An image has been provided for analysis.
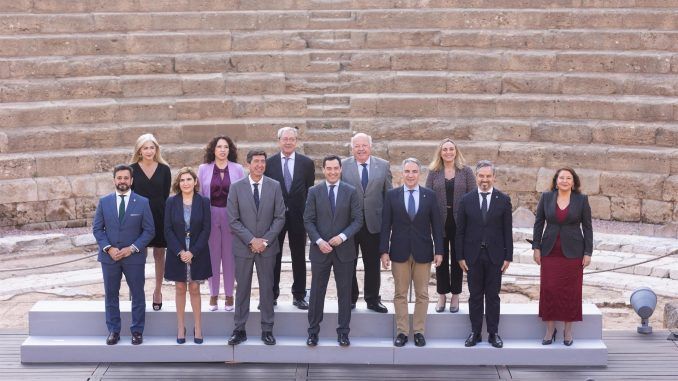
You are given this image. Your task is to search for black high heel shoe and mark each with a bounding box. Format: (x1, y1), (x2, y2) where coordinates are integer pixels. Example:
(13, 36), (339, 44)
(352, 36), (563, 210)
(542, 328), (557, 345)
(435, 298), (446, 313)
(194, 328), (203, 344)
(177, 327), (186, 344)
(564, 337), (574, 346)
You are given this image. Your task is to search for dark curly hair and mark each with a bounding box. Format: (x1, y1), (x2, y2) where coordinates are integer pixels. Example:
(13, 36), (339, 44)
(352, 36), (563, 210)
(550, 167), (581, 194)
(203, 135), (238, 164)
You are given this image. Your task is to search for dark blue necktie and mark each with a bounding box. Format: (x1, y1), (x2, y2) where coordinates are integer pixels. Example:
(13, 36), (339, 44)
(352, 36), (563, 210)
(407, 189), (416, 221)
(360, 163), (368, 191)
(481, 192), (489, 224)
(118, 195), (126, 223)
(253, 183), (260, 210)
(329, 184), (336, 216)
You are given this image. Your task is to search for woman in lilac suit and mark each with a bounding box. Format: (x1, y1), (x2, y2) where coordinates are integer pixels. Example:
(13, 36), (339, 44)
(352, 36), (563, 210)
(198, 136), (245, 311)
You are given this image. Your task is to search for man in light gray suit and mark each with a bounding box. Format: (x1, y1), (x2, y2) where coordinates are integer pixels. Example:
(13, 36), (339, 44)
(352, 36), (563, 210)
(341, 133), (393, 313)
(227, 150), (286, 346)
(304, 155), (363, 347)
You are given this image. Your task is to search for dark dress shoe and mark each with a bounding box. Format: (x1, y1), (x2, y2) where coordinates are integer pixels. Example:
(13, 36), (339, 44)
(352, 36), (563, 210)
(193, 328), (203, 344)
(131, 332), (143, 345)
(228, 330), (247, 345)
(307, 333), (319, 347)
(489, 333), (503, 348)
(293, 298), (309, 310)
(414, 333), (426, 347)
(261, 331), (276, 345)
(394, 333), (408, 347)
(465, 332), (481, 347)
(177, 327), (186, 344)
(351, 303), (356, 310)
(366, 300), (388, 313)
(337, 333), (350, 347)
(106, 332), (120, 345)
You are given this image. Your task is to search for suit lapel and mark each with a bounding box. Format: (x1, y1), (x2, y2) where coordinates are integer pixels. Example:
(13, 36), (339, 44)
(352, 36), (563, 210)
(107, 194), (120, 227)
(547, 191), (557, 221)
(365, 158), (377, 194)
(334, 182), (348, 222)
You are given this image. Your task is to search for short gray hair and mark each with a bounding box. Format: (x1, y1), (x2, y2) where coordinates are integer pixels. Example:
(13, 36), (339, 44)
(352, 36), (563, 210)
(351, 132), (372, 146)
(277, 126), (298, 139)
(402, 157), (421, 169)
(475, 160), (495, 175)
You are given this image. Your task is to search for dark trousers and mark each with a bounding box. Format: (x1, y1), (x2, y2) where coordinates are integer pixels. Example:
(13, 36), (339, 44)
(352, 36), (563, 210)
(351, 225), (381, 304)
(233, 254), (275, 332)
(273, 215), (307, 300)
(308, 253), (353, 335)
(101, 261), (146, 334)
(467, 249), (502, 334)
(435, 215), (463, 295)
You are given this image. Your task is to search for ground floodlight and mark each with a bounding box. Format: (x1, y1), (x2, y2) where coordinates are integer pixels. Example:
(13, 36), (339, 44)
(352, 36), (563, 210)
(630, 287), (656, 334)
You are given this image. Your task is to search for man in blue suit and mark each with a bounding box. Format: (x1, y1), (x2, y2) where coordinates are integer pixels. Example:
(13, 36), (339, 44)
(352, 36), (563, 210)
(456, 160), (513, 349)
(380, 158), (443, 347)
(93, 164), (155, 345)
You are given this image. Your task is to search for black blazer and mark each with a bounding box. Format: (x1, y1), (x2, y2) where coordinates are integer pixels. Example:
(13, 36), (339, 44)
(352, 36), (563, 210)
(379, 186), (444, 263)
(455, 189), (513, 265)
(163, 193), (212, 282)
(532, 191), (593, 258)
(264, 152), (315, 223)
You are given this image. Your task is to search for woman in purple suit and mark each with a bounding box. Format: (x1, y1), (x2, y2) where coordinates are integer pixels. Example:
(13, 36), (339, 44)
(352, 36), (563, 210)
(198, 136), (245, 311)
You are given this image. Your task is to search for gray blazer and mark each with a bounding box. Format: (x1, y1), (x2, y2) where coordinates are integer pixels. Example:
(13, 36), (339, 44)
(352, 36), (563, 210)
(304, 181), (364, 264)
(341, 155), (393, 234)
(532, 191), (593, 259)
(425, 165), (475, 234)
(227, 176), (287, 259)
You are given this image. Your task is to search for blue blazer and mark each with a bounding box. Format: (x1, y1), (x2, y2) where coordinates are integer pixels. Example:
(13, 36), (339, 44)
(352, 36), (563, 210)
(164, 193), (212, 281)
(379, 186), (444, 263)
(455, 189), (513, 266)
(92, 192), (155, 265)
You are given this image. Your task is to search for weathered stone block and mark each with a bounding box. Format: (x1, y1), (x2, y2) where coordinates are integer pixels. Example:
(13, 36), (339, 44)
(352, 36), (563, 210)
(468, 121), (530, 142)
(45, 198), (76, 222)
(264, 96), (307, 117)
(181, 74), (226, 95)
(664, 302), (678, 329)
(589, 195), (611, 220)
(495, 165), (538, 192)
(347, 52), (391, 70)
(502, 73), (561, 94)
(391, 52), (448, 70)
(377, 96), (438, 117)
(69, 175), (98, 197)
(35, 176), (72, 201)
(641, 199), (674, 224)
(117, 99), (176, 122)
(561, 75), (620, 95)
(176, 98), (234, 119)
(600, 171), (665, 199)
(610, 197), (641, 221)
(120, 75), (182, 97)
(438, 97), (495, 117)
(512, 206), (535, 229)
(0, 178), (38, 204)
(225, 73), (285, 95)
(15, 201), (45, 226)
(74, 197), (98, 220)
(0, 155), (37, 180)
(503, 51), (556, 71)
(448, 73), (501, 94)
(448, 51), (502, 71)
(591, 123), (657, 146)
(663, 176), (678, 202)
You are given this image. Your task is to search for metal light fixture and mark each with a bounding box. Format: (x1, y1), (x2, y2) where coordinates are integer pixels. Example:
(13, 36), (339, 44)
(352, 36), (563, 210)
(630, 287), (657, 334)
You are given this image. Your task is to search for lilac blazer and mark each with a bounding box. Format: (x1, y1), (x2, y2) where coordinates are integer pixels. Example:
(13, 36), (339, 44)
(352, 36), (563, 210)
(197, 161), (246, 204)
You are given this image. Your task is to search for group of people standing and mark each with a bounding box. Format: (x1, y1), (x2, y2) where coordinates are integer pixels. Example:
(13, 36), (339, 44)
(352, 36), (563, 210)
(92, 128), (593, 350)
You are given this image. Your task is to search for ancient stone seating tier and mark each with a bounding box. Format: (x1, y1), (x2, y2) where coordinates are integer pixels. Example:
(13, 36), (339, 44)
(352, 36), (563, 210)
(0, 0), (677, 232)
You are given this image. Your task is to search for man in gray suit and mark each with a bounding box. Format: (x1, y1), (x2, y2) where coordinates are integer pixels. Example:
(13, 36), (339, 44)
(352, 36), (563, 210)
(341, 133), (393, 313)
(304, 155), (363, 347)
(227, 150), (286, 346)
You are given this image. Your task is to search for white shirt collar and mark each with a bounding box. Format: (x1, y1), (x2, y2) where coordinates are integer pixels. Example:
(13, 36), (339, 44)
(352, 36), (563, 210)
(404, 185), (420, 192)
(281, 151), (296, 160)
(326, 180), (341, 188)
(478, 187), (494, 195)
(115, 189), (131, 198)
(249, 175), (263, 185)
(356, 156), (371, 167)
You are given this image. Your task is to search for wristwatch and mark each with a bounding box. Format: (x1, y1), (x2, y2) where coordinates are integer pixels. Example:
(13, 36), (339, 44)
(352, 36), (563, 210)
(263, 241), (269, 248)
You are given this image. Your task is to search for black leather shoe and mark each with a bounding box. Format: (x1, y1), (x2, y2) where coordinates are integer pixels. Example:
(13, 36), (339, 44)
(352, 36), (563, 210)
(394, 333), (408, 347)
(489, 333), (503, 348)
(106, 332), (120, 345)
(337, 333), (350, 347)
(351, 303), (356, 310)
(465, 332), (481, 347)
(307, 333), (318, 346)
(366, 300), (388, 313)
(261, 331), (276, 345)
(131, 332), (143, 345)
(228, 330), (247, 345)
(293, 298), (309, 310)
(414, 333), (426, 347)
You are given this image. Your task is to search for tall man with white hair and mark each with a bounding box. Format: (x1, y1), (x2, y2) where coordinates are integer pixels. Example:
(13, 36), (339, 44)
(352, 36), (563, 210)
(341, 133), (393, 313)
(380, 158), (443, 347)
(265, 127), (316, 309)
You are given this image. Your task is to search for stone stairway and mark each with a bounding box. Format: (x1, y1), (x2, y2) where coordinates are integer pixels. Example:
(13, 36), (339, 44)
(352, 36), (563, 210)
(0, 1), (676, 231)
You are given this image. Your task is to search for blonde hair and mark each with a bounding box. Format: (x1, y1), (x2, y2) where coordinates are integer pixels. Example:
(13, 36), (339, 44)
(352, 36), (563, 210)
(428, 138), (466, 171)
(171, 167), (200, 194)
(131, 133), (169, 165)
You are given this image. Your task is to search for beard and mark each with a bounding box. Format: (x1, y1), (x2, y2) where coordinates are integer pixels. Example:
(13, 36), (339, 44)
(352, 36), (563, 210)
(116, 183), (130, 192)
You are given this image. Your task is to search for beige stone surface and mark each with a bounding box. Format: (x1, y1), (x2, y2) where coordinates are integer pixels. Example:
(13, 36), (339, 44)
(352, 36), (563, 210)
(611, 197), (642, 222)
(642, 200), (675, 224)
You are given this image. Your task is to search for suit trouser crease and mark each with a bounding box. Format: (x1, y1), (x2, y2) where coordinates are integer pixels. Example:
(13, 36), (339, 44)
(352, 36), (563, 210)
(308, 253), (353, 335)
(467, 250), (502, 334)
(274, 216), (307, 300)
(351, 225), (381, 303)
(233, 254), (275, 332)
(102, 262), (146, 334)
(391, 256), (430, 335)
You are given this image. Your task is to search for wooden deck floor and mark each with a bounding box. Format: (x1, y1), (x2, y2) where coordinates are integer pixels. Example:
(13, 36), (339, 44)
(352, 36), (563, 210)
(3, 330), (677, 380)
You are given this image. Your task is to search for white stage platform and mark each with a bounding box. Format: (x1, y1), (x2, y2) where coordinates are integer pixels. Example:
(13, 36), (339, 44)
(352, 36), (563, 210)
(21, 301), (607, 365)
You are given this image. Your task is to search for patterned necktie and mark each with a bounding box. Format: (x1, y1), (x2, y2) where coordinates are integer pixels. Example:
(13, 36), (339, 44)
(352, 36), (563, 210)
(253, 183), (260, 210)
(283, 156), (292, 192)
(329, 184), (336, 216)
(407, 189), (416, 221)
(118, 194), (126, 223)
(481, 192), (489, 224)
(360, 163), (368, 191)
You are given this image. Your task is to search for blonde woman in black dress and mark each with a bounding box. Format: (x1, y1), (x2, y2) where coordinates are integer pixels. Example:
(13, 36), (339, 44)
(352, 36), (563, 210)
(130, 134), (172, 311)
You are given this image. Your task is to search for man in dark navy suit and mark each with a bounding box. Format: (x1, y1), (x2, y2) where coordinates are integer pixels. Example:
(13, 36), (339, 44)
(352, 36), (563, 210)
(456, 160), (513, 348)
(380, 158), (443, 347)
(93, 164), (155, 345)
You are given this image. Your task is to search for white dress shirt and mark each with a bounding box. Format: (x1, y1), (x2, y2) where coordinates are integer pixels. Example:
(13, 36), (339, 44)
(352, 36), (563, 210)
(403, 185), (420, 214)
(316, 180), (347, 245)
(280, 151), (295, 181)
(477, 187), (494, 210)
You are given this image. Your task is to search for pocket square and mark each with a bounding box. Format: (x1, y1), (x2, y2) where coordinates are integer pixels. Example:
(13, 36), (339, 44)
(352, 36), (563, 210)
(130, 213), (141, 217)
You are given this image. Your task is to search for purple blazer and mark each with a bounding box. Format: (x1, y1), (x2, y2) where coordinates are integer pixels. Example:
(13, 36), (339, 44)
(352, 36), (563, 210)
(197, 161), (245, 203)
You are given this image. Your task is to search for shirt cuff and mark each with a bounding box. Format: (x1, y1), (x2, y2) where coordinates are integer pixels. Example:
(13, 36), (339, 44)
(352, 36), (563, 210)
(103, 245), (111, 253)
(130, 244), (139, 253)
(315, 238), (324, 245)
(339, 233), (347, 242)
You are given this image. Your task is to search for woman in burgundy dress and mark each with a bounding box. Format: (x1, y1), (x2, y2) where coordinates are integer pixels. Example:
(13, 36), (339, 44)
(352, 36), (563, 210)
(532, 167), (593, 346)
